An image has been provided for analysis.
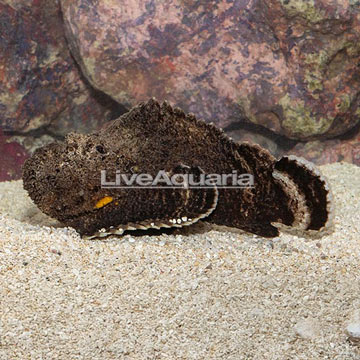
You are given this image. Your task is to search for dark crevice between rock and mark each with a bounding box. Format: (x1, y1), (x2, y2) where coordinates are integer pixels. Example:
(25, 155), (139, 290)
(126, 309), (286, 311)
(2, 0), (129, 156)
(3, 126), (65, 141)
(223, 120), (299, 157)
(66, 49), (129, 125)
(58, 3), (128, 121)
(67, 46), (129, 122)
(60, 3), (129, 127)
(335, 117), (360, 141)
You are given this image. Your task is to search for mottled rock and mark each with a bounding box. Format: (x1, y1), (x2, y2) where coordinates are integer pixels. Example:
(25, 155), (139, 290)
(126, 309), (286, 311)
(0, 129), (29, 181)
(9, 134), (57, 155)
(290, 130), (360, 166)
(61, 0), (360, 140)
(0, 0), (124, 136)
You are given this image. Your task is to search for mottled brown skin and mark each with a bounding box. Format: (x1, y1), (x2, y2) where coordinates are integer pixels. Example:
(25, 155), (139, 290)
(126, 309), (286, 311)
(22, 99), (331, 238)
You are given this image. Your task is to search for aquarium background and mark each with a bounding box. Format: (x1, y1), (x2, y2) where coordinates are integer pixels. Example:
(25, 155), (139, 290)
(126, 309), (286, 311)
(1, 0), (360, 182)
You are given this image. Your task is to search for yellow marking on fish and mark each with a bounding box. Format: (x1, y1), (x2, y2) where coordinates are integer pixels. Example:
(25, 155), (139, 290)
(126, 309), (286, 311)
(94, 196), (113, 209)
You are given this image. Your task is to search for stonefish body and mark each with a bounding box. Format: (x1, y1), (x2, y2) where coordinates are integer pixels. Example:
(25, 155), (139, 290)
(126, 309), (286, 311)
(23, 99), (333, 239)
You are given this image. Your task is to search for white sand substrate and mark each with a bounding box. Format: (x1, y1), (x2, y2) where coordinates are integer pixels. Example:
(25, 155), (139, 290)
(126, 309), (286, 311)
(0, 162), (360, 359)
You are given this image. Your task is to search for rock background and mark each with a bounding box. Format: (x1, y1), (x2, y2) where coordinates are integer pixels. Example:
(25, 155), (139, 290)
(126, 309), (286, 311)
(61, 0), (360, 140)
(1, 0), (360, 180)
(0, 0), (126, 135)
(0, 129), (28, 181)
(289, 125), (360, 166)
(0, 0), (126, 180)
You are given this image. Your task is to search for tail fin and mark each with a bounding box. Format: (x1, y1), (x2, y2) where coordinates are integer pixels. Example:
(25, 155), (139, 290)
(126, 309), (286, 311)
(272, 155), (334, 234)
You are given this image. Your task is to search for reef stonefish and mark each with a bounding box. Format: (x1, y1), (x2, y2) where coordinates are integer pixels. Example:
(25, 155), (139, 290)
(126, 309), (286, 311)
(22, 99), (333, 239)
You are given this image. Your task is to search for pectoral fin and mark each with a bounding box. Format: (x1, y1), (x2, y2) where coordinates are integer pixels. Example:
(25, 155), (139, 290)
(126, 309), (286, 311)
(83, 164), (218, 239)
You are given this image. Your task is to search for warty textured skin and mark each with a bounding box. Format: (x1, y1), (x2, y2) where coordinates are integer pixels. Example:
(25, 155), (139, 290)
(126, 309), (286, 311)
(22, 99), (333, 238)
